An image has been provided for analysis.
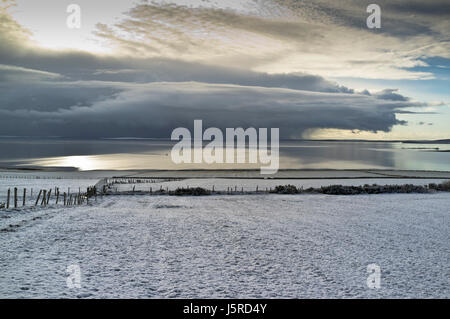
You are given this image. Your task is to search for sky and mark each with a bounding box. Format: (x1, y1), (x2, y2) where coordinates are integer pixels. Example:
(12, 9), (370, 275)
(0, 0), (449, 139)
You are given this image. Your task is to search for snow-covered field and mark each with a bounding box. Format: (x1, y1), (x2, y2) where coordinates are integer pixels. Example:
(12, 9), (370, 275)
(0, 192), (449, 298)
(112, 178), (450, 193)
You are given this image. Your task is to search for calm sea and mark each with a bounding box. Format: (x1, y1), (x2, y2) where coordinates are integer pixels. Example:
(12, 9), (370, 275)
(0, 137), (448, 171)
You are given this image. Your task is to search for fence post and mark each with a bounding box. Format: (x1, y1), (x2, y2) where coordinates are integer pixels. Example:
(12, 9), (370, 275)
(14, 187), (18, 208)
(56, 189), (59, 205)
(41, 190), (47, 206)
(46, 189), (52, 205)
(23, 188), (26, 206)
(35, 190), (42, 206)
(7, 189), (10, 209)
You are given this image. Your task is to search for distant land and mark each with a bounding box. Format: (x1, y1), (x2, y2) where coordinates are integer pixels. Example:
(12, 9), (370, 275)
(401, 139), (450, 144)
(291, 139), (450, 144)
(0, 136), (449, 144)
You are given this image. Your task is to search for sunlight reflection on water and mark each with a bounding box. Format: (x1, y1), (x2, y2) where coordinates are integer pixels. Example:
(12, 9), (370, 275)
(0, 138), (448, 171)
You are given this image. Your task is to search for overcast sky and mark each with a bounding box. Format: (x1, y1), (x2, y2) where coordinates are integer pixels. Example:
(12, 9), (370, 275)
(0, 0), (449, 139)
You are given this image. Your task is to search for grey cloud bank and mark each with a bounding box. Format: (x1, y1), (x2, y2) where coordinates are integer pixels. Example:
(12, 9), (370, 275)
(0, 78), (413, 138)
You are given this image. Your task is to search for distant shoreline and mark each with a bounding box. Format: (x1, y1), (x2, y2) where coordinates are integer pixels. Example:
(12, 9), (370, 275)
(1, 168), (450, 180)
(0, 136), (449, 144)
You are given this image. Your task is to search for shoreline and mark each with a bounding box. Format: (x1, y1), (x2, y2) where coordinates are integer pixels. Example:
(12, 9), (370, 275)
(1, 168), (450, 180)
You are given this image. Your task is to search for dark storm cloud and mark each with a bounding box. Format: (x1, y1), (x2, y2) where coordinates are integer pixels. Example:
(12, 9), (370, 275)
(0, 55), (419, 138)
(0, 80), (417, 138)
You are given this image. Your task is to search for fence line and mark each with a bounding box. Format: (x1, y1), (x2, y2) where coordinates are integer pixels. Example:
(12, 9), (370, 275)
(0, 185), (98, 211)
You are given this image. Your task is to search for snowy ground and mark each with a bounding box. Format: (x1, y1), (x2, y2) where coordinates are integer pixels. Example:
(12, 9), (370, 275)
(112, 178), (450, 193)
(0, 192), (448, 298)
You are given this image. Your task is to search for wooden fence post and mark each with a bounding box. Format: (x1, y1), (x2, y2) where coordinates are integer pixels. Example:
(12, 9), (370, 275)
(14, 187), (18, 208)
(46, 189), (52, 205)
(7, 189), (10, 209)
(64, 193), (67, 206)
(35, 190), (42, 206)
(23, 188), (26, 206)
(56, 189), (59, 205)
(41, 190), (47, 206)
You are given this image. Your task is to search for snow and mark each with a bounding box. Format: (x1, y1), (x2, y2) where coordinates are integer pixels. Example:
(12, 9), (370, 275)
(1, 192), (449, 298)
(112, 178), (450, 193)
